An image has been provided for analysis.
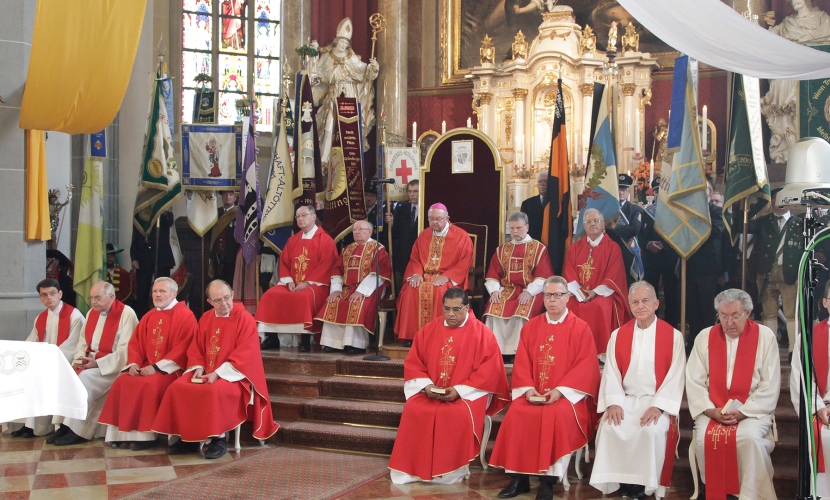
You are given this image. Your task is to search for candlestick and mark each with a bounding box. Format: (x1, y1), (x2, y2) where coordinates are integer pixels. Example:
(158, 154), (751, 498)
(412, 122), (417, 142)
(441, 121), (446, 134)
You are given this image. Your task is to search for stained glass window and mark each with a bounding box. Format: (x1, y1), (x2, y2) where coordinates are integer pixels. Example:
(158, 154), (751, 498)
(181, 0), (281, 132)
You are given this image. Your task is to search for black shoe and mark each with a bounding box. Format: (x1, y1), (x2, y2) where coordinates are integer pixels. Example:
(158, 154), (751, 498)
(627, 484), (647, 499)
(10, 426), (35, 438)
(46, 424), (70, 444)
(401, 340), (412, 347)
(53, 429), (88, 446)
(204, 437), (227, 459)
(344, 346), (366, 355)
(501, 354), (515, 364)
(322, 346), (341, 353)
(260, 334), (280, 350)
(536, 479), (555, 500)
(299, 334), (312, 352)
(166, 439), (201, 455)
(498, 476), (530, 498)
(129, 440), (157, 451)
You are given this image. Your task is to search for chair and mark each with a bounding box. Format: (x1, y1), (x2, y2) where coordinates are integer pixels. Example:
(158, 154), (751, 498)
(454, 222), (489, 314)
(199, 425), (265, 453)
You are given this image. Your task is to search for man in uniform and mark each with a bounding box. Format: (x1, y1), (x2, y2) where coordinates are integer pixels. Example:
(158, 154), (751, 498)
(520, 172), (548, 241)
(615, 173), (645, 285)
(99, 278), (198, 450)
(256, 205), (339, 351)
(317, 220), (392, 354)
(130, 210), (174, 318)
(209, 190), (240, 285)
(386, 179), (420, 294)
(106, 243), (134, 304)
(50, 281), (139, 445)
(642, 178), (680, 329)
(483, 211), (553, 363)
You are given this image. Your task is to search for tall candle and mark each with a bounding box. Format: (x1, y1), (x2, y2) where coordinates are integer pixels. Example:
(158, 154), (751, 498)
(701, 105), (708, 152)
(441, 121), (446, 134)
(412, 122), (417, 142)
(467, 117), (472, 128)
(649, 159), (654, 184)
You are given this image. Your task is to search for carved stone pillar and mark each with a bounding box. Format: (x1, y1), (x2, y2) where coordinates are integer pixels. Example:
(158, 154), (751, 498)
(281, 0), (311, 78)
(579, 83), (594, 168)
(377, 0), (408, 140)
(512, 88), (529, 175)
(620, 82), (638, 174)
(477, 92), (494, 136)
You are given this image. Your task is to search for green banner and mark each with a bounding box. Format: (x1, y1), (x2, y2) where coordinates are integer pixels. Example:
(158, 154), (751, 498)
(800, 45), (830, 141)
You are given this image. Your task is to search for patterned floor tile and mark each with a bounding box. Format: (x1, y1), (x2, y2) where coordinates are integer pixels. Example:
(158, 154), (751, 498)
(31, 471), (107, 490)
(105, 482), (164, 499)
(38, 448), (105, 462)
(0, 476), (34, 494)
(35, 458), (106, 475)
(0, 464), (38, 478)
(27, 485), (108, 500)
(0, 441), (42, 453)
(0, 454), (40, 466)
(0, 492), (32, 500)
(105, 466), (177, 485)
(104, 454), (171, 471)
(171, 463), (219, 477)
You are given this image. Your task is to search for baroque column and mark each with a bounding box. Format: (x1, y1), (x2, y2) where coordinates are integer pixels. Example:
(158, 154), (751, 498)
(281, 0), (311, 77)
(620, 82), (638, 174)
(377, 0), (407, 140)
(579, 83), (594, 168)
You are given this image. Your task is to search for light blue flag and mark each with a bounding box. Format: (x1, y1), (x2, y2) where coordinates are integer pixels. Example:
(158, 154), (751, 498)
(655, 55), (711, 259)
(577, 83), (620, 235)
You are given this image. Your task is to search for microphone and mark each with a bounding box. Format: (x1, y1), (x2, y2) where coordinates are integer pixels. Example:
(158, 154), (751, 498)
(368, 178), (396, 184)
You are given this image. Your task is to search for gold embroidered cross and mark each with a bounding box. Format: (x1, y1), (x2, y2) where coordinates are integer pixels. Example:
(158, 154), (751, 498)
(207, 328), (221, 371)
(707, 424), (732, 450)
(294, 247), (310, 283)
(578, 249), (595, 284)
(438, 336), (456, 386)
(150, 319), (164, 359)
(537, 336), (556, 392)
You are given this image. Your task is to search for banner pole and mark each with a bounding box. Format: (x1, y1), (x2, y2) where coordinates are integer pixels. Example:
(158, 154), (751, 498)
(681, 258), (687, 339)
(741, 197), (749, 291)
(201, 235), (206, 316)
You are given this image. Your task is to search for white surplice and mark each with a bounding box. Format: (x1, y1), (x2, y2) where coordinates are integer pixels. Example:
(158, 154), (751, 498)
(60, 304), (138, 439)
(686, 324), (780, 500)
(590, 318), (686, 499)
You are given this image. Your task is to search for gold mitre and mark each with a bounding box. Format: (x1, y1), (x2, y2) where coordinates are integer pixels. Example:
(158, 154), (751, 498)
(336, 18), (353, 40)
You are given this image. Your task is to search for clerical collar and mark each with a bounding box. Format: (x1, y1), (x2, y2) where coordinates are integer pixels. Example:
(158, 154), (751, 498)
(157, 299), (178, 311)
(433, 222), (450, 237)
(302, 224), (319, 240)
(546, 309), (569, 324)
(587, 233), (604, 247)
(444, 312), (469, 328)
(48, 301), (64, 315)
(215, 309), (231, 318)
(636, 316), (657, 331)
(513, 234), (532, 244)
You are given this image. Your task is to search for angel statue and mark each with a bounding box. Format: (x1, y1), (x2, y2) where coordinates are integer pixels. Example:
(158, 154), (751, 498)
(621, 22), (639, 52)
(48, 187), (72, 249)
(581, 25), (597, 54)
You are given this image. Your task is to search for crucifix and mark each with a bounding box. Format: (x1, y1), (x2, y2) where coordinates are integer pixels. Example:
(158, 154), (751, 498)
(151, 319), (164, 359)
(207, 329), (221, 370)
(438, 336), (456, 386)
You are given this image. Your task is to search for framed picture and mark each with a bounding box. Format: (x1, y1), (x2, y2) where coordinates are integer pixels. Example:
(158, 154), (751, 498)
(452, 140), (474, 173)
(181, 124), (243, 190)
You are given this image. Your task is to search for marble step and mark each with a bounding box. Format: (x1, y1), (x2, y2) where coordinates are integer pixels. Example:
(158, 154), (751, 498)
(300, 398), (404, 428)
(261, 352), (338, 377)
(277, 420), (398, 455)
(318, 375), (406, 403)
(265, 373), (322, 398)
(336, 358), (405, 379)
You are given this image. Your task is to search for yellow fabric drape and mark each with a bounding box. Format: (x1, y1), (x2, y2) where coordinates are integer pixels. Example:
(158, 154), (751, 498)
(19, 0), (148, 134)
(25, 130), (50, 241)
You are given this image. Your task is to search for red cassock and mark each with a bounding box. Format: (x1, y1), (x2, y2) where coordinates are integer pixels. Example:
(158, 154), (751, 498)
(388, 313), (509, 480)
(484, 240), (553, 320)
(152, 303), (279, 441)
(255, 228), (339, 333)
(99, 302), (197, 433)
(394, 225), (473, 340)
(489, 312), (600, 474)
(562, 235), (630, 354)
(315, 240), (392, 334)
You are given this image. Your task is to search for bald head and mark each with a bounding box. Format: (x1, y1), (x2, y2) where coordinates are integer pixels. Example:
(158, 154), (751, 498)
(352, 220), (373, 244)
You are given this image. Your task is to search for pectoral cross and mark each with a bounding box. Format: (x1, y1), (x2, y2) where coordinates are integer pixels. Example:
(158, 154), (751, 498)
(537, 336), (556, 392)
(207, 328), (221, 371)
(707, 424), (733, 450)
(438, 336), (456, 387)
(151, 319), (164, 359)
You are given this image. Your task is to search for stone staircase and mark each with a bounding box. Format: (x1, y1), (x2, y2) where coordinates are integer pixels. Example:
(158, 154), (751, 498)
(254, 346), (801, 497)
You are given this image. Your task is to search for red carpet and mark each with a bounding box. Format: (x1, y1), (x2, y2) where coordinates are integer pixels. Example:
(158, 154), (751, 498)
(118, 446), (389, 499)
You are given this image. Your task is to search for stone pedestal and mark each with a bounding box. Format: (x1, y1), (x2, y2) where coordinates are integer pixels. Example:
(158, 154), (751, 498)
(377, 0), (407, 140)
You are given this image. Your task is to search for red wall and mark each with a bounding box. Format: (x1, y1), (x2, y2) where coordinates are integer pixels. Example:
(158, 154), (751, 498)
(310, 0), (378, 60)
(408, 87), (477, 137)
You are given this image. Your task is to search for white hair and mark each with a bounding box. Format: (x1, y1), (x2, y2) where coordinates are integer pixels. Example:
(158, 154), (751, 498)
(154, 277), (179, 294)
(714, 288), (753, 313)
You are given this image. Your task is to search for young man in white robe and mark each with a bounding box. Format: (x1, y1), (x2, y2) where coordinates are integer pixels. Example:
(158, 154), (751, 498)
(50, 280), (138, 446)
(5, 278), (85, 438)
(686, 288), (780, 499)
(590, 281), (685, 499)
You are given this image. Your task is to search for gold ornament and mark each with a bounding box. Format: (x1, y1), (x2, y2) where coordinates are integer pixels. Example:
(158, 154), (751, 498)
(621, 22), (639, 53)
(581, 25), (597, 55)
(512, 31), (529, 61)
(480, 34), (495, 65)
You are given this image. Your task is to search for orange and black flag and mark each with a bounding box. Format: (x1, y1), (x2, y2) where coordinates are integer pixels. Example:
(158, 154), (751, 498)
(540, 79), (572, 274)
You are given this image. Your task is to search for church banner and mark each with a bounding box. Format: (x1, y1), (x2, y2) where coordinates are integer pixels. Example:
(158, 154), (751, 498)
(260, 105), (295, 254)
(385, 147), (420, 201)
(294, 73), (323, 209)
(800, 45), (830, 142)
(234, 115), (262, 265)
(181, 124), (243, 190)
(322, 97), (367, 242)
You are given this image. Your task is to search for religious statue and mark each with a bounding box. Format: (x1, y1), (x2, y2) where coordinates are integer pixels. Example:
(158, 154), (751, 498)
(511, 30), (529, 60)
(621, 22), (639, 52)
(309, 18), (380, 164)
(607, 21), (618, 52)
(480, 34), (496, 65)
(762, 0), (830, 163)
(653, 118), (668, 163)
(581, 25), (597, 54)
(48, 187), (72, 250)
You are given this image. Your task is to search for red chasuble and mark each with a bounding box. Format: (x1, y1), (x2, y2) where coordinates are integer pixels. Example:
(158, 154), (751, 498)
(394, 224), (473, 340)
(388, 313), (509, 480)
(153, 303), (279, 441)
(562, 235), (630, 354)
(484, 240), (553, 321)
(315, 240), (392, 334)
(84, 299), (126, 359)
(99, 302), (198, 434)
(255, 227), (339, 333)
(614, 318), (680, 486)
(814, 319), (829, 472)
(704, 320), (760, 500)
(489, 312), (600, 474)
(34, 303), (75, 346)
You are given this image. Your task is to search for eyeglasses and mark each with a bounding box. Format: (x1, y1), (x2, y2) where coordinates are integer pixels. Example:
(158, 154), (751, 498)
(428, 216), (447, 222)
(39, 290), (60, 298)
(295, 213), (312, 219)
(718, 311), (748, 323)
(442, 306), (466, 313)
(88, 294), (108, 303)
(209, 295), (233, 304)
(543, 292), (569, 300)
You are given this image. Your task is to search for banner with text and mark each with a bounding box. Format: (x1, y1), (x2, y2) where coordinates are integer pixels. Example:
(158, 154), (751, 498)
(385, 147), (420, 201)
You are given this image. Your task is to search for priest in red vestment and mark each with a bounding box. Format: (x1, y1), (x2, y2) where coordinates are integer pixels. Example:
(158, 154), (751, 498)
(394, 203), (473, 345)
(563, 208), (629, 357)
(99, 278), (198, 450)
(489, 276), (600, 500)
(255, 205), (339, 351)
(388, 288), (509, 484)
(153, 280), (279, 459)
(316, 220), (392, 354)
(483, 211), (553, 362)
(686, 289), (779, 500)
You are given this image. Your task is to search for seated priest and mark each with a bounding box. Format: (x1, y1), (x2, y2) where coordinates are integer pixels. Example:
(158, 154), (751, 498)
(791, 280), (830, 497)
(98, 278), (198, 450)
(153, 280), (279, 459)
(6, 278), (85, 438)
(255, 205), (339, 352)
(686, 288), (780, 500)
(589, 281), (686, 499)
(489, 276), (600, 500)
(388, 288), (508, 484)
(50, 281), (139, 446)
(394, 203), (473, 347)
(563, 208), (629, 358)
(483, 211), (553, 363)
(316, 220), (392, 354)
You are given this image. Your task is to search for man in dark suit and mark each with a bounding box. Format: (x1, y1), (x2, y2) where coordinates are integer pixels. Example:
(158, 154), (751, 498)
(210, 191), (239, 285)
(615, 174), (645, 285)
(520, 172), (547, 241)
(749, 188), (803, 356)
(386, 179), (420, 294)
(130, 210), (174, 319)
(642, 178), (680, 329)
